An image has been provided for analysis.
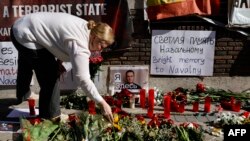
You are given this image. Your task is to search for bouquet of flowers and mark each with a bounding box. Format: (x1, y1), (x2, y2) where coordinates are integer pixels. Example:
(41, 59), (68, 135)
(19, 111), (205, 141)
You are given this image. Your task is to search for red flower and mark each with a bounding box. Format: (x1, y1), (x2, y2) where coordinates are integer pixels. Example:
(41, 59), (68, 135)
(136, 115), (145, 121)
(105, 127), (113, 133)
(167, 119), (174, 125)
(196, 82), (206, 93)
(114, 99), (123, 108)
(104, 96), (115, 106)
(220, 99), (233, 110)
(113, 88), (132, 100)
(148, 114), (160, 128)
(28, 117), (41, 125)
(112, 107), (121, 113)
(89, 55), (103, 80)
(89, 56), (103, 64)
(243, 111), (250, 118)
(215, 105), (223, 113)
(118, 110), (129, 119)
(68, 113), (77, 122)
(160, 118), (174, 128)
(180, 122), (200, 129)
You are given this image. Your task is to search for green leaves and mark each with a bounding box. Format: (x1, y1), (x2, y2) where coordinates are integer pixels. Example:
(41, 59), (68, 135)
(175, 126), (190, 141)
(21, 119), (58, 141)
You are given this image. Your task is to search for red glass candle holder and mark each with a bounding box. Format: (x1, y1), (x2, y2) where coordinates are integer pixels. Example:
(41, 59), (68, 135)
(88, 100), (96, 115)
(233, 101), (241, 112)
(230, 97), (235, 105)
(179, 102), (185, 113)
(204, 96), (211, 113)
(140, 89), (146, 108)
(28, 98), (36, 116)
(192, 101), (199, 112)
(164, 95), (171, 119)
(147, 89), (154, 118)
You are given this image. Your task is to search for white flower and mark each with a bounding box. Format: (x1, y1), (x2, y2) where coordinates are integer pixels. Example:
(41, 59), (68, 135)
(214, 118), (221, 124)
(156, 100), (161, 105)
(238, 116), (245, 121)
(241, 115), (247, 119)
(186, 123), (194, 129)
(231, 113), (236, 119)
(107, 123), (112, 127)
(220, 112), (226, 118)
(226, 112), (232, 118)
(60, 114), (69, 123)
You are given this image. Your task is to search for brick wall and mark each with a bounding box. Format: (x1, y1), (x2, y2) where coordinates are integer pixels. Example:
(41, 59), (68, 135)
(104, 0), (250, 77)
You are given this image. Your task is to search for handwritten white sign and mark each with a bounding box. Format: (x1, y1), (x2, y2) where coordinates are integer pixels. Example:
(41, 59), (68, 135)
(150, 30), (216, 76)
(0, 42), (18, 85)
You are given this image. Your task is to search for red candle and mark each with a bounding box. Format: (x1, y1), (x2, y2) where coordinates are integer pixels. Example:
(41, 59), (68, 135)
(88, 100), (96, 115)
(233, 101), (241, 112)
(230, 96), (235, 110)
(147, 89), (154, 118)
(192, 101), (199, 112)
(28, 98), (36, 116)
(230, 96), (235, 105)
(140, 89), (146, 108)
(204, 96), (211, 113)
(179, 102), (185, 113)
(164, 95), (171, 119)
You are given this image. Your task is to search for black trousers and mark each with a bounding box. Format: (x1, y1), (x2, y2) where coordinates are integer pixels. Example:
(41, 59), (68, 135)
(10, 28), (61, 119)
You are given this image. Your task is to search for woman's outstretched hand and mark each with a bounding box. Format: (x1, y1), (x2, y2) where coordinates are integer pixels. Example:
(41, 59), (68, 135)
(99, 100), (114, 123)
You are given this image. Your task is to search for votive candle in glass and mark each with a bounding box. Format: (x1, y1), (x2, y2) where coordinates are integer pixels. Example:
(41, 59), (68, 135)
(179, 102), (185, 113)
(204, 96), (211, 113)
(192, 101), (199, 112)
(147, 89), (154, 118)
(28, 98), (36, 116)
(233, 101), (241, 112)
(164, 95), (171, 119)
(230, 96), (235, 111)
(140, 89), (146, 108)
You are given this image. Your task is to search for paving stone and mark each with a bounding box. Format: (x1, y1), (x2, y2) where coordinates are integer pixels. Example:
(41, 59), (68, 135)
(206, 114), (217, 122)
(174, 115), (187, 122)
(195, 115), (209, 123)
(185, 115), (198, 122)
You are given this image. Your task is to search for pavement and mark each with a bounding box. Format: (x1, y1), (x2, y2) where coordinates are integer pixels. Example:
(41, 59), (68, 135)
(1, 92), (244, 141)
(0, 92), (80, 141)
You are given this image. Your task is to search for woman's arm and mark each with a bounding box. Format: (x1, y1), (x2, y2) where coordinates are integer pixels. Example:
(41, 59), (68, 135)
(67, 40), (113, 122)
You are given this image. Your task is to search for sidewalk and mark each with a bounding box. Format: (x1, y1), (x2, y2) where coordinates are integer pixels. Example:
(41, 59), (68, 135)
(0, 93), (234, 141)
(0, 93), (81, 140)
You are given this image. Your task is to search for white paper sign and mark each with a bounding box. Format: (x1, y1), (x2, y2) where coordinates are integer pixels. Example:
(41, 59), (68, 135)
(150, 30), (216, 76)
(0, 42), (18, 85)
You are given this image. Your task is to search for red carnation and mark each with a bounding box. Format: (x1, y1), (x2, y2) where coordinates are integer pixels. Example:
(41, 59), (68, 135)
(196, 82), (206, 93)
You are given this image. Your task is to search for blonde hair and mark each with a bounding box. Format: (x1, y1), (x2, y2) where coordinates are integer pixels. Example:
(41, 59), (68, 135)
(87, 20), (115, 45)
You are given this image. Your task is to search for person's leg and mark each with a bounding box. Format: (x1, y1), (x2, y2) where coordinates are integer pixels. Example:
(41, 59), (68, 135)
(33, 49), (61, 119)
(16, 53), (33, 102)
(10, 28), (33, 103)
